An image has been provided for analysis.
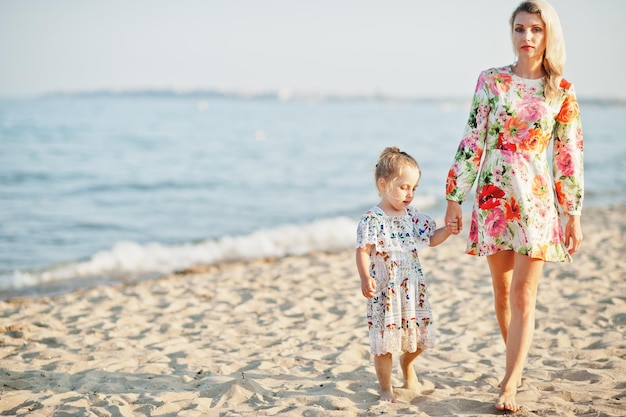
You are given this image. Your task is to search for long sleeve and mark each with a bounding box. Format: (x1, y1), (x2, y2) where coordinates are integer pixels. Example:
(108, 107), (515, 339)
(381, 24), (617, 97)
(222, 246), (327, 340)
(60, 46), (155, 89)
(445, 70), (492, 204)
(552, 80), (584, 215)
(444, 65), (582, 262)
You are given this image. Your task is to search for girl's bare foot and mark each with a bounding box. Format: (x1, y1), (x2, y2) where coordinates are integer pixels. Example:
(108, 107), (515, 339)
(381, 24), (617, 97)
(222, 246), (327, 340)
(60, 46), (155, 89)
(401, 375), (419, 391)
(399, 351), (422, 391)
(495, 391), (520, 413)
(400, 355), (418, 391)
(380, 390), (397, 403)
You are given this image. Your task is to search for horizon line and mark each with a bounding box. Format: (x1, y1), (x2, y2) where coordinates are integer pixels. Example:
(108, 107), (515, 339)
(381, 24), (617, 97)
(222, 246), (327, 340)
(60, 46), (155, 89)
(1, 88), (625, 106)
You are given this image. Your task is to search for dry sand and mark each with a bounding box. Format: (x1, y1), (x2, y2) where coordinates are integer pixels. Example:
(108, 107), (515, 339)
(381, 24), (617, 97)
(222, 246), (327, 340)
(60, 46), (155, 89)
(1, 204), (624, 416)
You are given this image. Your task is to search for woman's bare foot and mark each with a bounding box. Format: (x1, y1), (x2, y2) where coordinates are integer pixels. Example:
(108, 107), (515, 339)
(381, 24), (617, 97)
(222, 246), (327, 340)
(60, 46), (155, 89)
(498, 378), (523, 388)
(495, 390), (520, 413)
(379, 389), (397, 403)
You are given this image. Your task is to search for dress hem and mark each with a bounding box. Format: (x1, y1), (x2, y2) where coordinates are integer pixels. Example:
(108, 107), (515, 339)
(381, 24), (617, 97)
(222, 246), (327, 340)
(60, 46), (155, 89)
(465, 247), (572, 263)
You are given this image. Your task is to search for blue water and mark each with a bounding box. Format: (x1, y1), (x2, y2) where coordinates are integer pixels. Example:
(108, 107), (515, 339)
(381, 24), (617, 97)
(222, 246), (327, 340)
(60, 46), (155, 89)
(1, 95), (624, 298)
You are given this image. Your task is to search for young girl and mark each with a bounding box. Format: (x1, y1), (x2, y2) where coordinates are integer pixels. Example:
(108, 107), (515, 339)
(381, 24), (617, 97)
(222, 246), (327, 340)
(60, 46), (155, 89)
(356, 147), (455, 403)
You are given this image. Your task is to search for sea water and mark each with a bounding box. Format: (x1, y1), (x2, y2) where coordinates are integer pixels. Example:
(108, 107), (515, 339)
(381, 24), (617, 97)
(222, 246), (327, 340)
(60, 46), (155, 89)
(1, 95), (624, 298)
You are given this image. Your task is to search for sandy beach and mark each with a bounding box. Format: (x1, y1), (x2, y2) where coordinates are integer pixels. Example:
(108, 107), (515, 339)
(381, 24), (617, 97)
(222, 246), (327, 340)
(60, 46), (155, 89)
(1, 204), (624, 417)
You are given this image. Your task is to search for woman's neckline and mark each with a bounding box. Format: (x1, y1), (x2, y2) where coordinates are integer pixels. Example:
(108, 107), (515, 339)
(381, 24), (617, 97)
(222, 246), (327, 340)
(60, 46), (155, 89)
(509, 64), (545, 81)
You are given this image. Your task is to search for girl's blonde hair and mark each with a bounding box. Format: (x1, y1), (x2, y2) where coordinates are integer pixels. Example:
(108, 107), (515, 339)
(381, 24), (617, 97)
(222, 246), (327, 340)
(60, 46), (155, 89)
(510, 0), (566, 101)
(374, 147), (420, 193)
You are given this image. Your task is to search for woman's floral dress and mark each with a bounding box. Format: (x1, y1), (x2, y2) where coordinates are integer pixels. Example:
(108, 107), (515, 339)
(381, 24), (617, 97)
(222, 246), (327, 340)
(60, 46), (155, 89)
(446, 65), (584, 262)
(356, 205), (436, 355)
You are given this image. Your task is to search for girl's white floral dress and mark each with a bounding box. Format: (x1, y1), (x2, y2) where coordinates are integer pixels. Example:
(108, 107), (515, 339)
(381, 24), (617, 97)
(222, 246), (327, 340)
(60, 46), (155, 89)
(356, 205), (436, 356)
(446, 65), (584, 262)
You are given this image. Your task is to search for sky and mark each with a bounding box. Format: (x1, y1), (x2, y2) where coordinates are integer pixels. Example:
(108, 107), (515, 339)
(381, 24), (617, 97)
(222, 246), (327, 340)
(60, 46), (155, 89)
(1, 0), (624, 100)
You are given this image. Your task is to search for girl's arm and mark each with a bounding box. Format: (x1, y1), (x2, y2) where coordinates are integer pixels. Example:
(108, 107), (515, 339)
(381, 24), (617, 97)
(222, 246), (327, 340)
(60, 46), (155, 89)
(356, 245), (376, 298)
(429, 225), (454, 247)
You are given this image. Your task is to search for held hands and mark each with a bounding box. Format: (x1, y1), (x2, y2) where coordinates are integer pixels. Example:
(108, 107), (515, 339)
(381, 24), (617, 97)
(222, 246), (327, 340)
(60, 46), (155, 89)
(445, 200), (463, 235)
(565, 215), (583, 255)
(445, 218), (459, 235)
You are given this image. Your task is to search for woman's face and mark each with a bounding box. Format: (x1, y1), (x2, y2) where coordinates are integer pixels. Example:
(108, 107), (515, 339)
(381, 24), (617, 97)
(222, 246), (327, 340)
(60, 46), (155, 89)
(512, 11), (546, 60)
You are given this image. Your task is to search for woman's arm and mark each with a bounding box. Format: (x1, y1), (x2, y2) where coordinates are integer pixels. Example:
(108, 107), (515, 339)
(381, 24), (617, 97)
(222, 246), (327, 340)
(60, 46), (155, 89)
(564, 215), (583, 255)
(445, 70), (492, 206)
(553, 81), (584, 216)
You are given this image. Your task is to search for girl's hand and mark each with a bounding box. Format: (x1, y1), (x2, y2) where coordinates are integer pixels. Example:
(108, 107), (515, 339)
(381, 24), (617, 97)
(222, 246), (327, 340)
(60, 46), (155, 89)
(565, 215), (583, 255)
(361, 277), (376, 299)
(445, 200), (463, 235)
(356, 247), (375, 298)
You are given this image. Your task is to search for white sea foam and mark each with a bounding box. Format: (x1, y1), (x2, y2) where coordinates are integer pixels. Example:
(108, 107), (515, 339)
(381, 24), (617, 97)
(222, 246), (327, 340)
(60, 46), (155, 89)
(1, 197), (445, 294)
(1, 217), (359, 291)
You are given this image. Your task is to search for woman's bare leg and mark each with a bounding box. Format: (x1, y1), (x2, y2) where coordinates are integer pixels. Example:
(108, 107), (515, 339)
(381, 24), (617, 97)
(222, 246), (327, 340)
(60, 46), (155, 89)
(489, 251), (544, 412)
(374, 353), (396, 402)
(487, 251), (514, 344)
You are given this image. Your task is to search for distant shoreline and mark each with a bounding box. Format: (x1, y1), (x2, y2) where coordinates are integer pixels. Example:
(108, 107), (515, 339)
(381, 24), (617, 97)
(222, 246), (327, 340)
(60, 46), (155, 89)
(1, 89), (625, 107)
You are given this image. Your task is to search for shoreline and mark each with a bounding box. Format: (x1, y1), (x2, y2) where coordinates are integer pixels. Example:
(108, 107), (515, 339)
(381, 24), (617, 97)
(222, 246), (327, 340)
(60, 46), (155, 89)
(3, 200), (623, 303)
(0, 204), (624, 416)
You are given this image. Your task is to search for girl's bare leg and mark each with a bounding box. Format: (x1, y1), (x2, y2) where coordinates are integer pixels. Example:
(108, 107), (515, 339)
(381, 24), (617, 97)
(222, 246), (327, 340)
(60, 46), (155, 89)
(374, 353), (396, 402)
(488, 251), (543, 412)
(400, 349), (422, 390)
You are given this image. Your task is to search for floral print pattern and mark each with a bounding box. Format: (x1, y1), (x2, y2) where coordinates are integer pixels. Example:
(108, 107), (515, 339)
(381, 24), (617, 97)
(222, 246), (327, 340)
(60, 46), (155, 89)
(446, 66), (584, 262)
(356, 205), (436, 355)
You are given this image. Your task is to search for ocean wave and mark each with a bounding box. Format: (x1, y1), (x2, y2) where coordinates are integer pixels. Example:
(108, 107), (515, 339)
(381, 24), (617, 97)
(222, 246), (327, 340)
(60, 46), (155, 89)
(0, 216), (359, 292)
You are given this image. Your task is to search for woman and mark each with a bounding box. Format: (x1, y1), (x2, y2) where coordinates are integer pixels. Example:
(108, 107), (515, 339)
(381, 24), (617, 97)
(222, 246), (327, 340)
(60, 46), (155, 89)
(444, 0), (584, 412)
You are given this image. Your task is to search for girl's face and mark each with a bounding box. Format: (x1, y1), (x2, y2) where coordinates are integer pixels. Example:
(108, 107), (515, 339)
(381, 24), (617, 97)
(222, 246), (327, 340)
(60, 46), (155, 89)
(512, 11), (546, 61)
(378, 166), (420, 214)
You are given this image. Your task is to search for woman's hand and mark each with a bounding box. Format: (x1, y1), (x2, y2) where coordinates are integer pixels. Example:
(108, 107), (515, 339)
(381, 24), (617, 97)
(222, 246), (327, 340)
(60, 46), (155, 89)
(445, 200), (463, 235)
(565, 215), (583, 255)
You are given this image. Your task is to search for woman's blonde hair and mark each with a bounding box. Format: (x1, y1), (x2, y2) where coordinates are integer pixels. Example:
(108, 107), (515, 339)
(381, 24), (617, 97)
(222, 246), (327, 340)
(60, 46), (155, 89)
(510, 0), (566, 101)
(374, 147), (420, 193)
